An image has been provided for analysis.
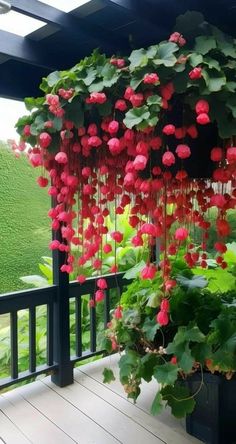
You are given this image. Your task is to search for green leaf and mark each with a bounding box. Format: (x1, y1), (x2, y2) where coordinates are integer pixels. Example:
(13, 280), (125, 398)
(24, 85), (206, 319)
(103, 368), (115, 384)
(161, 384), (195, 418)
(20, 275), (48, 288)
(192, 343), (211, 364)
(154, 42), (178, 67)
(141, 353), (159, 382)
(154, 363), (179, 386)
(195, 36), (217, 55)
(52, 117), (63, 131)
(123, 106), (150, 129)
(175, 11), (205, 38)
(176, 274), (208, 289)
(129, 48), (148, 69)
(24, 97), (45, 111)
(151, 392), (163, 415)
(88, 81), (104, 92)
(178, 345), (194, 373)
(123, 308), (141, 325)
(64, 98), (84, 127)
(189, 53), (203, 67)
(83, 67), (97, 86)
(47, 71), (61, 87)
(193, 267), (236, 293)
(203, 57), (221, 71)
(147, 95), (162, 106)
(142, 318), (159, 341)
(123, 260), (146, 279)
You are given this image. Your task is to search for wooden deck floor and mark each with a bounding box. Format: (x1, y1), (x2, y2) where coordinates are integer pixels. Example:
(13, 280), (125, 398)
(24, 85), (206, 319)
(0, 354), (201, 444)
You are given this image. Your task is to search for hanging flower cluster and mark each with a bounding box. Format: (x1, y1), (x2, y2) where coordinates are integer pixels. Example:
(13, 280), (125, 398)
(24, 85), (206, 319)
(14, 16), (236, 321)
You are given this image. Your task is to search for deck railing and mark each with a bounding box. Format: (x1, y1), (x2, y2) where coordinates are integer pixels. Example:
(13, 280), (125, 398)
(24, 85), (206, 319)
(0, 270), (126, 390)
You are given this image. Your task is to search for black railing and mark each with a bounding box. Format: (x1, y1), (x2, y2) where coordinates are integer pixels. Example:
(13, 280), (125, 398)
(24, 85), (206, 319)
(0, 272), (126, 390)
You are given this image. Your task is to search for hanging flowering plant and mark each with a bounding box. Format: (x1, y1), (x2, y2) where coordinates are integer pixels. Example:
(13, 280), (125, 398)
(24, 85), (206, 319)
(14, 11), (236, 305)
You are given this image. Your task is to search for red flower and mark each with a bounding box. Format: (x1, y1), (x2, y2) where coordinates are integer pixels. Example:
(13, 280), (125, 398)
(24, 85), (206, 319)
(170, 356), (178, 365)
(160, 298), (170, 311)
(196, 113), (210, 125)
(211, 147), (223, 162)
(87, 92), (107, 104)
(97, 278), (107, 289)
(140, 264), (157, 279)
(163, 124), (175, 135)
(114, 306), (123, 319)
(175, 227), (189, 241)
(107, 138), (121, 155)
(156, 310), (169, 326)
(210, 194), (226, 208)
(160, 82), (174, 100)
(131, 235), (143, 247)
(108, 120), (119, 134)
(77, 275), (86, 284)
(162, 151), (175, 167)
(143, 73), (159, 84)
(55, 152), (68, 164)
(130, 93), (144, 107)
(227, 147), (236, 163)
(195, 99), (209, 115)
(176, 144), (191, 159)
(103, 244), (112, 254)
(187, 125), (198, 139)
(133, 155), (148, 171)
(216, 219), (231, 237)
(88, 136), (102, 147)
(140, 222), (160, 237)
(95, 290), (105, 302)
(150, 137), (162, 150)
(37, 176), (48, 187)
(169, 32), (186, 46)
(189, 67), (202, 80)
(111, 231), (123, 243)
(124, 86), (134, 100)
(164, 280), (176, 293)
(116, 58), (125, 68)
(39, 132), (52, 149)
(214, 242), (227, 254)
(115, 99), (127, 111)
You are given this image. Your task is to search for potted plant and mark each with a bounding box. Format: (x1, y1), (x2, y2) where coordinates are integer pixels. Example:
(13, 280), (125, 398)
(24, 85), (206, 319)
(102, 252), (236, 444)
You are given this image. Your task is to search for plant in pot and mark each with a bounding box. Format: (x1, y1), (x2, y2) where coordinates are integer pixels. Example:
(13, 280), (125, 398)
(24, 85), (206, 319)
(102, 253), (236, 444)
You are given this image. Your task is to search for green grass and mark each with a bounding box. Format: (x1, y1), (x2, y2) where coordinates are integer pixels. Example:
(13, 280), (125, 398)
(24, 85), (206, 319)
(0, 142), (50, 294)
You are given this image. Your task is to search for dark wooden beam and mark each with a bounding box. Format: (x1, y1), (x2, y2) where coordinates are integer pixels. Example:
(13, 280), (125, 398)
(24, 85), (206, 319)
(0, 29), (60, 69)
(10, 0), (128, 50)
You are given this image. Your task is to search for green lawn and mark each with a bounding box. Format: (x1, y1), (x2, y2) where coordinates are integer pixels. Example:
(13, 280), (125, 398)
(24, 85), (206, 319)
(0, 142), (50, 294)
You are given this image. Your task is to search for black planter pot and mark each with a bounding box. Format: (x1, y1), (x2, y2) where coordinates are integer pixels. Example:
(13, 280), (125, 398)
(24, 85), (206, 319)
(183, 372), (236, 444)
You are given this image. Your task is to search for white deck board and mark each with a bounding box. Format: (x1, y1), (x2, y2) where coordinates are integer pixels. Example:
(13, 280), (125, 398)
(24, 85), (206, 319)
(0, 355), (202, 444)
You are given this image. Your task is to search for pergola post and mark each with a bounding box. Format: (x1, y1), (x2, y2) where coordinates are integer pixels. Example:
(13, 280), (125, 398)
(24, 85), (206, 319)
(51, 231), (73, 387)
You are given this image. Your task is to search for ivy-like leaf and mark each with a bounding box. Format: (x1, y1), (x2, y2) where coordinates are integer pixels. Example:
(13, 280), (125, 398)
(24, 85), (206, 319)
(142, 318), (160, 341)
(123, 260), (146, 279)
(103, 368), (115, 384)
(176, 274), (208, 289)
(202, 70), (226, 92)
(141, 353), (159, 382)
(24, 97), (45, 111)
(129, 48), (148, 70)
(147, 95), (162, 106)
(194, 36), (217, 55)
(188, 53), (203, 67)
(154, 363), (179, 386)
(123, 106), (150, 129)
(151, 392), (163, 415)
(161, 384), (195, 418)
(154, 42), (178, 67)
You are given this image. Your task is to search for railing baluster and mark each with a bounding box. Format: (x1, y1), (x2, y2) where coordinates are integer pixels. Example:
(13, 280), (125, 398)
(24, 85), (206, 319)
(104, 289), (110, 328)
(47, 303), (54, 366)
(75, 297), (82, 357)
(90, 294), (96, 353)
(29, 307), (36, 373)
(10, 311), (18, 379)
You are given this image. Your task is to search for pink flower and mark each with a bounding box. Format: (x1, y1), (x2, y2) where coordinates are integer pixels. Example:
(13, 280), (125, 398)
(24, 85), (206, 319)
(97, 278), (107, 290)
(77, 275), (86, 284)
(88, 136), (102, 147)
(95, 290), (105, 302)
(108, 120), (119, 134)
(196, 113), (210, 125)
(23, 125), (31, 137)
(115, 100), (127, 111)
(46, 94), (59, 106)
(131, 235), (143, 247)
(227, 147), (236, 163)
(107, 138), (121, 155)
(133, 155), (148, 171)
(29, 153), (42, 168)
(130, 93), (144, 107)
(163, 124), (175, 135)
(160, 82), (174, 100)
(160, 298), (170, 311)
(156, 310), (169, 326)
(116, 58), (125, 68)
(143, 73), (159, 84)
(136, 141), (148, 155)
(114, 306), (123, 319)
(49, 240), (60, 250)
(164, 280), (176, 293)
(140, 223), (160, 237)
(87, 92), (107, 104)
(176, 144), (191, 159)
(187, 125), (198, 139)
(210, 194), (226, 208)
(214, 242), (227, 254)
(124, 172), (136, 186)
(175, 127), (186, 139)
(211, 147), (223, 162)
(169, 32), (186, 46)
(195, 100), (209, 115)
(103, 244), (112, 254)
(150, 137), (162, 150)
(37, 176), (48, 187)
(162, 151), (175, 167)
(39, 132), (52, 149)
(140, 264), (157, 279)
(175, 227), (189, 241)
(124, 87), (134, 100)
(55, 152), (68, 164)
(111, 231), (123, 243)
(189, 67), (202, 80)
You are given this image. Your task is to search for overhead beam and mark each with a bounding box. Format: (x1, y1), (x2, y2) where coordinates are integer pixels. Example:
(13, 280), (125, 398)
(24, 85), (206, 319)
(10, 0), (128, 50)
(0, 29), (69, 70)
